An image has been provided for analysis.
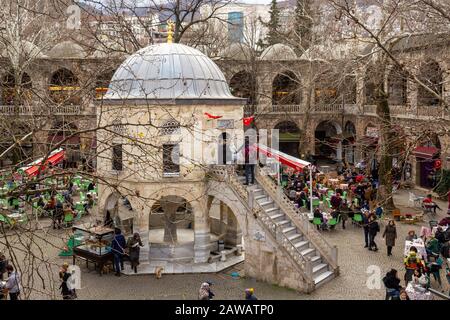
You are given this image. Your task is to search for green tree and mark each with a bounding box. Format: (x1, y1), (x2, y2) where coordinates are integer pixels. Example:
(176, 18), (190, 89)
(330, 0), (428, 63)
(293, 0), (312, 51)
(262, 0), (281, 47)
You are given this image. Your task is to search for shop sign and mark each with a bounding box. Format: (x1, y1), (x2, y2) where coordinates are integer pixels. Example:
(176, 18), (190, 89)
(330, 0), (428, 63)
(217, 119), (234, 129)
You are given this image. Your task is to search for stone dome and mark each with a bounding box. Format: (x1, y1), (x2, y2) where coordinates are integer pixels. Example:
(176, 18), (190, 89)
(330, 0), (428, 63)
(219, 43), (254, 60)
(105, 43), (236, 100)
(48, 41), (86, 59)
(260, 43), (297, 60)
(1, 41), (47, 59)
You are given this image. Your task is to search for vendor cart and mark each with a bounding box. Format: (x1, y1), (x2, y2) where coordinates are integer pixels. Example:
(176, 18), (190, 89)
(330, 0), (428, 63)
(72, 224), (114, 275)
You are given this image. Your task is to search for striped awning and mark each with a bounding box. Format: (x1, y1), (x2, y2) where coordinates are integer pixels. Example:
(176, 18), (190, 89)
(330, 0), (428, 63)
(19, 148), (65, 177)
(255, 144), (311, 172)
(412, 146), (439, 159)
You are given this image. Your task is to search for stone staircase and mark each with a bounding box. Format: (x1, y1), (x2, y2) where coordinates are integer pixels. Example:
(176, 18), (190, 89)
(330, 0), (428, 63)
(209, 165), (339, 292)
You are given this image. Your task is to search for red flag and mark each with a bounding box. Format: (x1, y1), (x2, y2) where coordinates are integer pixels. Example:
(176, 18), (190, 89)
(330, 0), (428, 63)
(204, 112), (222, 119)
(243, 116), (255, 126)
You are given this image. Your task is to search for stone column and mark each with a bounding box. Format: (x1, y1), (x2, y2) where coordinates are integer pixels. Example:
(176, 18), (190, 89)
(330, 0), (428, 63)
(225, 207), (242, 246)
(194, 196), (212, 263)
(160, 197), (179, 243)
(134, 211), (150, 264)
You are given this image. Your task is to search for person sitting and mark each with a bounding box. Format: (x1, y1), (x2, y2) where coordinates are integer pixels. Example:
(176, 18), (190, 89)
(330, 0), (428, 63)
(422, 194), (442, 214)
(84, 194), (94, 215)
(330, 193), (342, 210)
(313, 208), (325, 230)
(405, 230), (418, 241)
(383, 269), (402, 300)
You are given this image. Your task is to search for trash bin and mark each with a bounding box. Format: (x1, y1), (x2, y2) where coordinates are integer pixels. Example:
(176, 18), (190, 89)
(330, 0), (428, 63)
(218, 240), (225, 252)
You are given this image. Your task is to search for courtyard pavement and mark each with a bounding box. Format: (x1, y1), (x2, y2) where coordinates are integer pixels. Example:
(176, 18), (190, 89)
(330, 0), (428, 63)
(1, 188), (449, 300)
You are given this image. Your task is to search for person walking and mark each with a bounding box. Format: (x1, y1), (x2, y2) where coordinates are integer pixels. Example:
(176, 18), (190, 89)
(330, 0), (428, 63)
(198, 282), (212, 300)
(243, 138), (255, 185)
(245, 288), (258, 300)
(127, 233), (143, 273)
(59, 263), (76, 300)
(368, 215), (380, 251)
(382, 220), (397, 256)
(362, 211), (370, 248)
(4, 265), (21, 300)
(383, 269), (402, 300)
(111, 228), (126, 276)
(0, 253), (7, 281)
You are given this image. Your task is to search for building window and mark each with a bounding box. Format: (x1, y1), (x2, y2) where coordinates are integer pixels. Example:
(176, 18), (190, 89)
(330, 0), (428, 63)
(160, 119), (180, 135)
(163, 144), (180, 176)
(228, 11), (244, 43)
(112, 144), (123, 171)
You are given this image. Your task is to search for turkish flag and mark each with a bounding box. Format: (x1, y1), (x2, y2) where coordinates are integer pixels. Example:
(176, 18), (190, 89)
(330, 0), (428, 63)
(204, 112), (222, 119)
(243, 116), (255, 126)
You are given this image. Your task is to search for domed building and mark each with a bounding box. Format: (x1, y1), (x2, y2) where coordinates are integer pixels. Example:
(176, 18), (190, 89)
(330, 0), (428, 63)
(97, 41), (247, 271)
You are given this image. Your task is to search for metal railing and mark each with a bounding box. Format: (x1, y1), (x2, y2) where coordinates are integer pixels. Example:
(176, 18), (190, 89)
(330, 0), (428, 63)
(0, 104), (82, 115)
(208, 165), (316, 292)
(255, 166), (339, 272)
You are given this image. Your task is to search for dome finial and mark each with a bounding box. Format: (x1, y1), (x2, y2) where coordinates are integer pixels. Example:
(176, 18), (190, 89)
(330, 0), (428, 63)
(167, 21), (174, 44)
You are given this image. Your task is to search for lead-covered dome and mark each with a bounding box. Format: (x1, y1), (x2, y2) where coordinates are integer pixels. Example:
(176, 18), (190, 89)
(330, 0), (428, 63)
(105, 43), (235, 100)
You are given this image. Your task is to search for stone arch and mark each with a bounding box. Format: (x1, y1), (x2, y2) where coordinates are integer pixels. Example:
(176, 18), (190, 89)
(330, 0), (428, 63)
(49, 67), (80, 104)
(229, 70), (256, 105)
(272, 71), (301, 105)
(95, 68), (115, 99)
(314, 120), (343, 163)
(417, 60), (443, 106)
(387, 65), (407, 105)
(1, 71), (32, 105)
(274, 120), (301, 157)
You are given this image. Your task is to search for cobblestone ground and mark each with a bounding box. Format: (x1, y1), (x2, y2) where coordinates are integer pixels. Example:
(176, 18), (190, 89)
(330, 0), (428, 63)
(2, 189), (449, 300)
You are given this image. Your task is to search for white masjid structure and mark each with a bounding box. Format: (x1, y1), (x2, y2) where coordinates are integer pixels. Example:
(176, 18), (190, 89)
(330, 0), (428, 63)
(96, 37), (339, 293)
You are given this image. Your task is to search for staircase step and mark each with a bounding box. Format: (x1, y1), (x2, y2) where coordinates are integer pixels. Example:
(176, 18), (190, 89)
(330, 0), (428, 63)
(287, 234), (302, 242)
(260, 201), (274, 207)
(252, 189), (264, 196)
(265, 207), (279, 214)
(255, 195), (267, 201)
(294, 240), (309, 250)
(276, 220), (290, 226)
(312, 263), (328, 276)
(269, 213), (284, 220)
(310, 255), (322, 267)
(300, 248), (315, 257)
(282, 226), (296, 234)
(314, 271), (335, 286)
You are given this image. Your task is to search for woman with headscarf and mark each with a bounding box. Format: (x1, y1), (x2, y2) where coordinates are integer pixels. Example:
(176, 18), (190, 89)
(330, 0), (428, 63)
(127, 233), (143, 273)
(198, 282), (210, 300)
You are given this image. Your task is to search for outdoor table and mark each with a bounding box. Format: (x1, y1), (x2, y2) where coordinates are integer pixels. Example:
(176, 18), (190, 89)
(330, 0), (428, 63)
(404, 239), (427, 260)
(339, 184), (349, 190)
(7, 212), (22, 220)
(405, 283), (432, 300)
(328, 179), (339, 188)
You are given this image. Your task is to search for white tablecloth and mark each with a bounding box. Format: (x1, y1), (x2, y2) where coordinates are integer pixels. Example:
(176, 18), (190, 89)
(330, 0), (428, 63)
(404, 239), (427, 260)
(405, 283), (432, 300)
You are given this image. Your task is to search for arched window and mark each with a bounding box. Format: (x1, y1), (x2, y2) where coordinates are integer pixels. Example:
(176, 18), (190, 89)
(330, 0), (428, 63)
(364, 67), (377, 105)
(49, 68), (80, 104)
(388, 67), (407, 105)
(160, 119), (180, 135)
(417, 61), (442, 106)
(272, 71), (300, 105)
(229, 71), (256, 105)
(1, 72), (32, 105)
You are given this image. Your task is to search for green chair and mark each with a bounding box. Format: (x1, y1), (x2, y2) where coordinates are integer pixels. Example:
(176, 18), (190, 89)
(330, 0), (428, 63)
(11, 198), (20, 208)
(56, 194), (64, 203)
(342, 191), (347, 199)
(312, 217), (323, 230)
(301, 199), (306, 208)
(353, 213), (363, 226)
(72, 177), (82, 187)
(63, 213), (74, 228)
(312, 198), (320, 207)
(59, 236), (82, 257)
(79, 192), (86, 202)
(327, 190), (334, 198)
(328, 217), (339, 229)
(75, 202), (84, 212)
(324, 198), (332, 208)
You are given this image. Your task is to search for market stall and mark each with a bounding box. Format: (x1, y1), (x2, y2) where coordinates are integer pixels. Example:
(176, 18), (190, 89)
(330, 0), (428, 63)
(72, 224), (114, 275)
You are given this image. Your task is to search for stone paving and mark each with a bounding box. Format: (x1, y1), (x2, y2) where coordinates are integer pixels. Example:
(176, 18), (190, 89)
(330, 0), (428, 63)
(1, 188), (449, 300)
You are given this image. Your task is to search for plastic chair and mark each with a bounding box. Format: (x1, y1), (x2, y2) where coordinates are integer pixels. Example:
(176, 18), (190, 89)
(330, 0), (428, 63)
(312, 217), (322, 229)
(342, 191), (347, 199)
(353, 213), (363, 225)
(328, 217), (339, 229)
(79, 192), (86, 202)
(63, 213), (74, 228)
(328, 190), (334, 198)
(312, 198), (320, 207)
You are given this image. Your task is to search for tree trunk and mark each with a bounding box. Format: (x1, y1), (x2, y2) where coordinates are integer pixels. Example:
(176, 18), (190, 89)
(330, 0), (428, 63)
(376, 77), (396, 212)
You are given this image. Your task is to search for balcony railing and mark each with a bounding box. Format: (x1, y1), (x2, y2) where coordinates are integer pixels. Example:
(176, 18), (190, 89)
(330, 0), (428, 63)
(0, 105), (82, 115)
(271, 104), (305, 113)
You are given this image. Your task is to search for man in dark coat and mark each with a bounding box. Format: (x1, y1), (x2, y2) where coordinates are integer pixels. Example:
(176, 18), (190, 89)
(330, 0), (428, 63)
(362, 211), (370, 248)
(111, 228), (126, 276)
(382, 220), (397, 256)
(368, 215), (380, 251)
